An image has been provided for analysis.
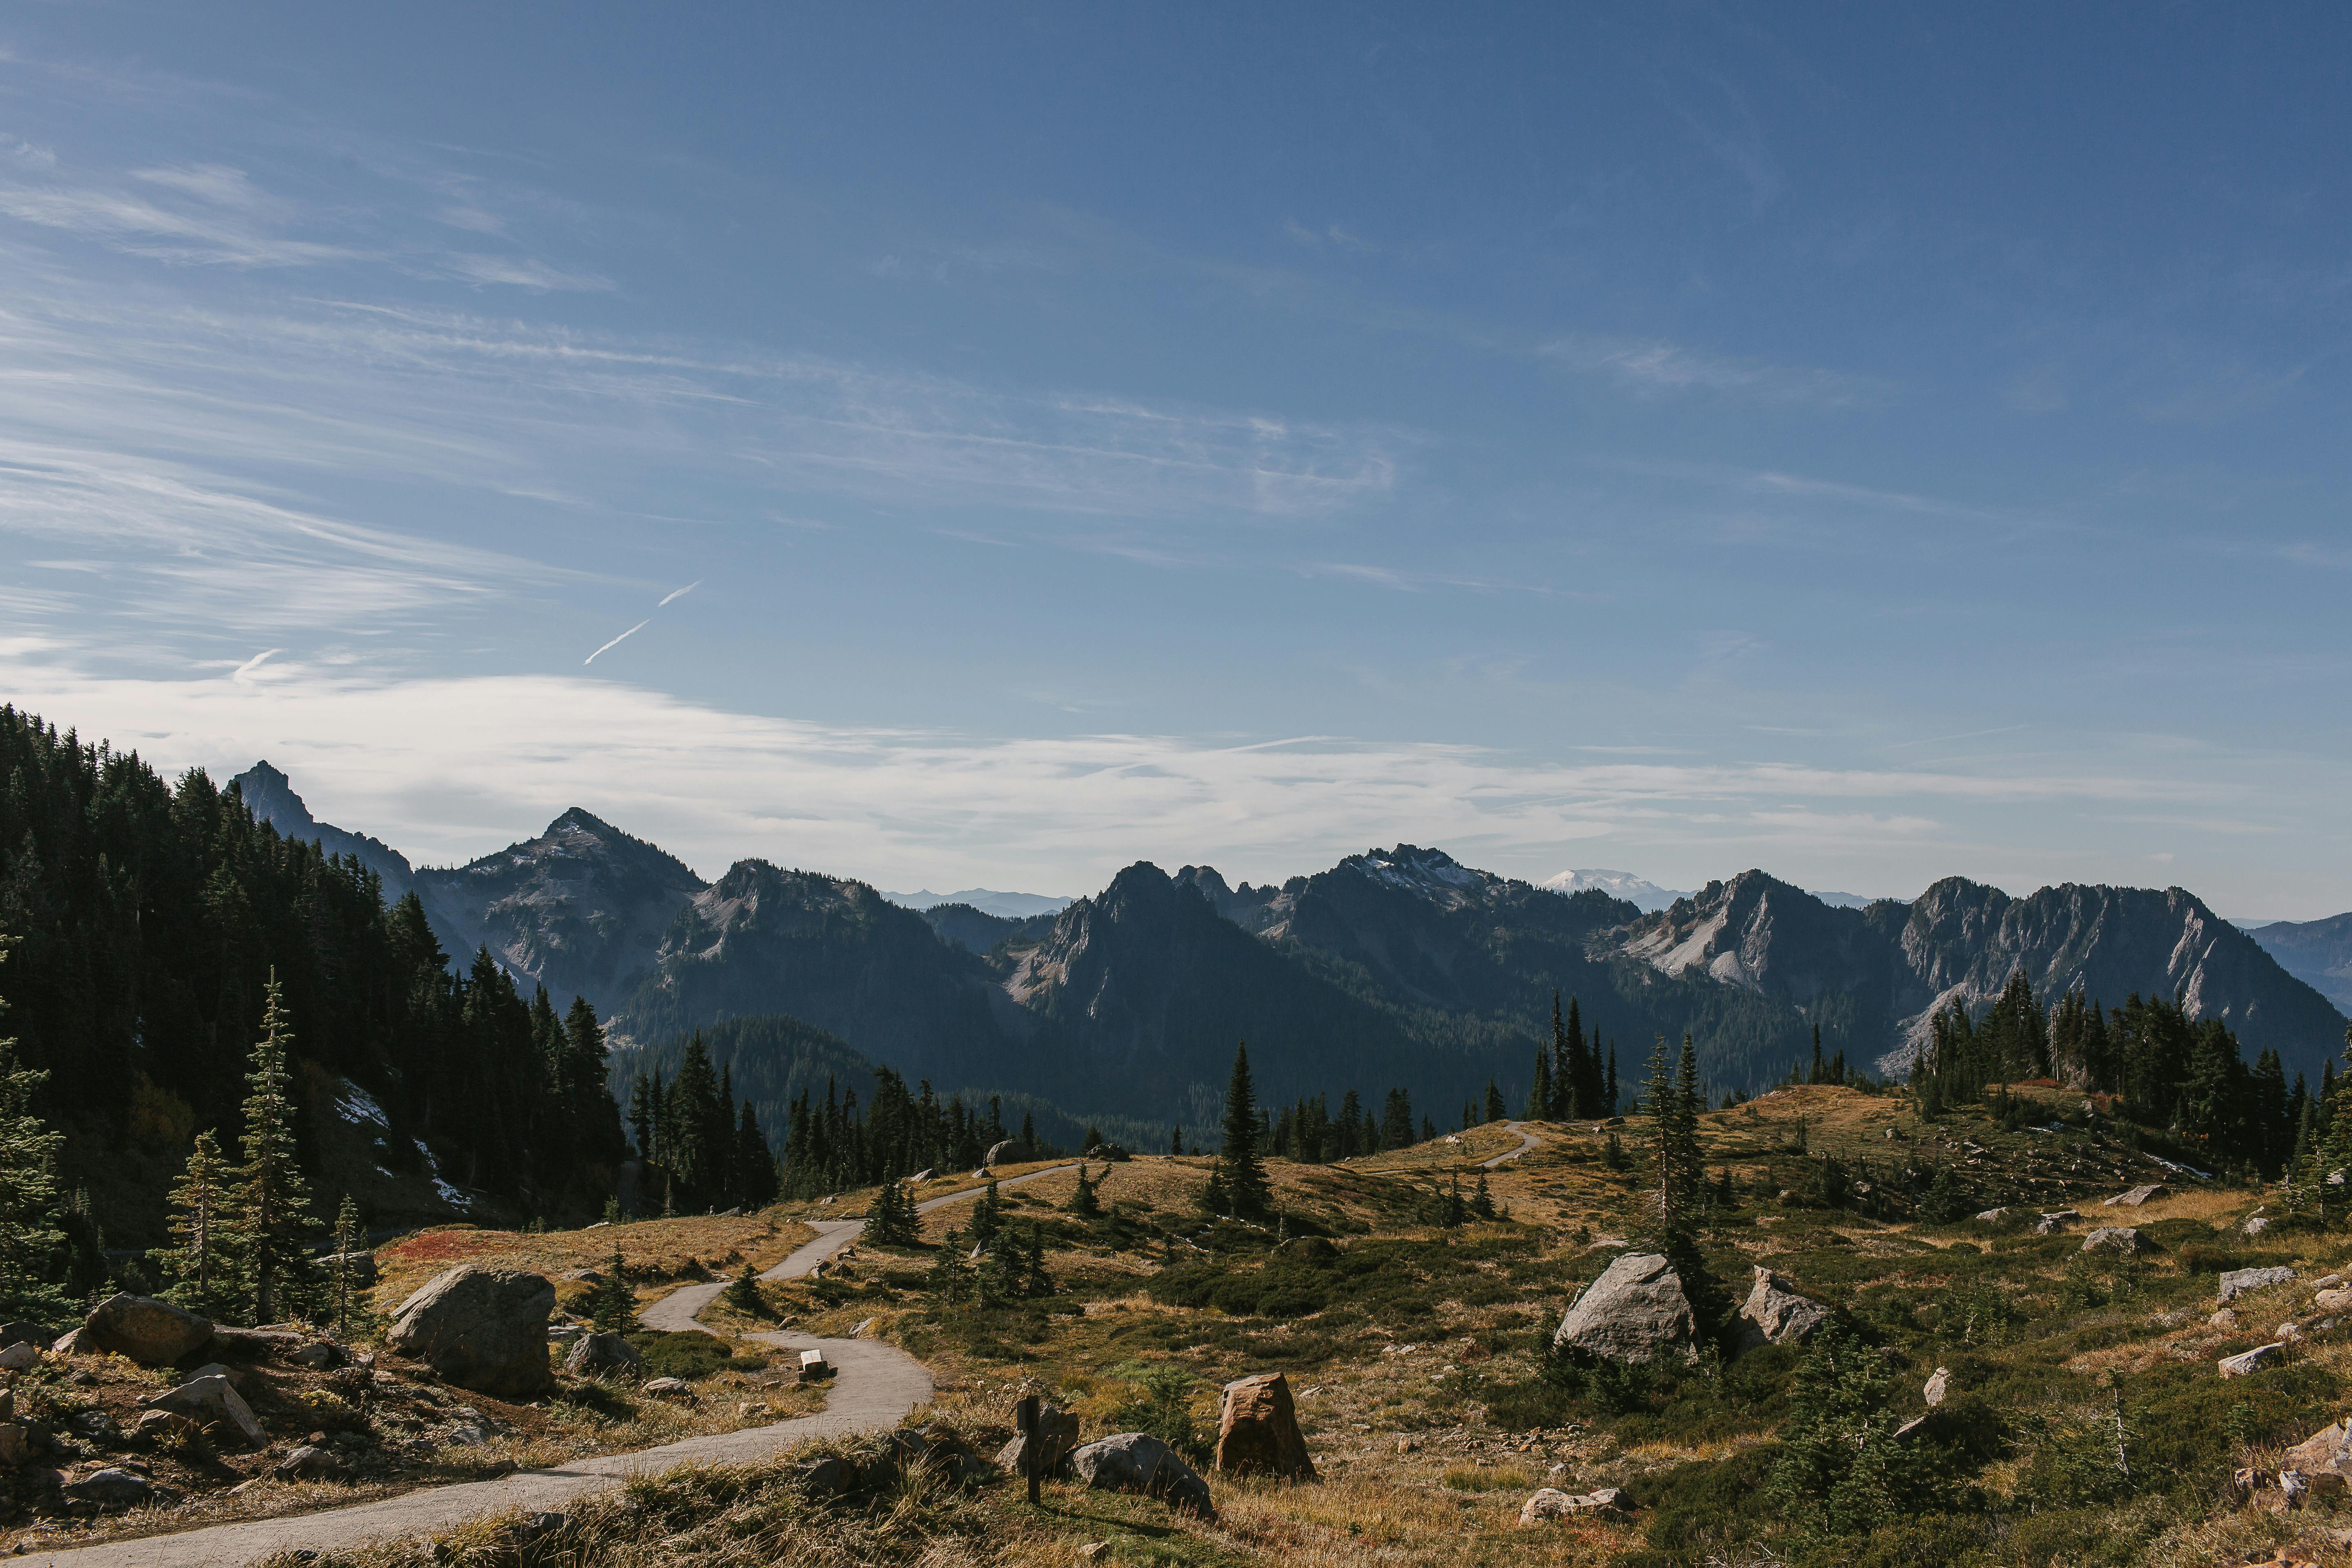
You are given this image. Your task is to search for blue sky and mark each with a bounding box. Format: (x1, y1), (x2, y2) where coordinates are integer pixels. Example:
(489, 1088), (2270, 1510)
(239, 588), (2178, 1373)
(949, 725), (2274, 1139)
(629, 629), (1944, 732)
(2, 3), (2347, 915)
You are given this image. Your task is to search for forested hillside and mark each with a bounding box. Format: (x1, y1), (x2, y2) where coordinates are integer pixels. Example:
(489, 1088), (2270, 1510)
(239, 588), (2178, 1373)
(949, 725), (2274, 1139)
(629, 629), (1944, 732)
(0, 707), (629, 1245)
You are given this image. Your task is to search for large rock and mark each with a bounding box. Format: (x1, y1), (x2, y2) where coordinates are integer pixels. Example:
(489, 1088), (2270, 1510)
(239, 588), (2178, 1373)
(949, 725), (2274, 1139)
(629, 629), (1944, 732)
(2221, 1343), (2288, 1379)
(984, 1139), (1036, 1167)
(1214, 1372), (1315, 1479)
(2080, 1227), (2140, 1254)
(2220, 1267), (2298, 1305)
(562, 1332), (644, 1379)
(2103, 1184), (2168, 1207)
(1551, 1252), (1696, 1364)
(1519, 1486), (1630, 1524)
(1068, 1432), (1217, 1518)
(1738, 1267), (1830, 1347)
(2283, 1420), (2352, 1480)
(81, 1294), (212, 1366)
(145, 1374), (264, 1444)
(63, 1468), (154, 1508)
(995, 1400), (1080, 1477)
(387, 1265), (555, 1398)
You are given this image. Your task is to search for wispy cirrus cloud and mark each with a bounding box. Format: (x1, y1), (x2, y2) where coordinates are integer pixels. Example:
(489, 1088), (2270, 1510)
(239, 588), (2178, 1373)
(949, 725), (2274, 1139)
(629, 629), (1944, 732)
(1540, 334), (1892, 408)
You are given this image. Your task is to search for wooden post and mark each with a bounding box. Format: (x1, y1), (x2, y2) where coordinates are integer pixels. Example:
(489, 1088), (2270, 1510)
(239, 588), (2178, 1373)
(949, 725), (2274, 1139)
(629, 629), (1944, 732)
(1016, 1394), (1041, 1504)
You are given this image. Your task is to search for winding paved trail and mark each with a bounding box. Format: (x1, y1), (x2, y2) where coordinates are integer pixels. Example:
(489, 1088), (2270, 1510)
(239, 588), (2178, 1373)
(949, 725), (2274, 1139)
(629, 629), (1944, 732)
(1480, 1121), (1542, 1169)
(25, 1165), (1083, 1567)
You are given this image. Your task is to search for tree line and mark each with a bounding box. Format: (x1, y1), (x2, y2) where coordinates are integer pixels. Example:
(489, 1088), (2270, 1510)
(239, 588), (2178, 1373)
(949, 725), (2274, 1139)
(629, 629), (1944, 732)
(0, 706), (629, 1242)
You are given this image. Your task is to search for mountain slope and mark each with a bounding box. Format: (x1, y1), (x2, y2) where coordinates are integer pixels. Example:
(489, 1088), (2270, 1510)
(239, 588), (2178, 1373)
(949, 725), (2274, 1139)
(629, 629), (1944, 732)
(1617, 871), (2348, 1081)
(232, 761), (415, 895)
(413, 809), (707, 1018)
(611, 860), (1052, 1094)
(2250, 912), (2352, 1013)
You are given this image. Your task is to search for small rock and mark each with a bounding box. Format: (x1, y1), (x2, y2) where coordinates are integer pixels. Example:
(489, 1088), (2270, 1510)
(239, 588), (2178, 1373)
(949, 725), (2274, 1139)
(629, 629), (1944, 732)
(2079, 1227), (2140, 1254)
(2244, 1216), (2273, 1237)
(2315, 1289), (2352, 1314)
(1973, 1207), (2007, 1222)
(2212, 1308), (2242, 1330)
(1395, 1435), (1419, 1454)
(795, 1455), (851, 1494)
(563, 1332), (645, 1380)
(2220, 1267), (2299, 1305)
(276, 1445), (341, 1480)
(1068, 1432), (1216, 1518)
(134, 1410), (200, 1444)
(445, 1423), (488, 1446)
(63, 1468), (154, 1508)
(640, 1376), (694, 1398)
(49, 1328), (85, 1355)
(1077, 1544), (1110, 1562)
(0, 1343), (36, 1372)
(2221, 1343), (2288, 1379)
(1214, 1371), (1315, 1479)
(998, 1400), (1080, 1475)
(1738, 1266), (1831, 1347)
(1924, 1366), (1951, 1407)
(145, 1374), (265, 1445)
(82, 1294), (213, 1366)
(2034, 1211), (2080, 1235)
(850, 1318), (877, 1339)
(292, 1342), (344, 1371)
(2103, 1184), (2168, 1207)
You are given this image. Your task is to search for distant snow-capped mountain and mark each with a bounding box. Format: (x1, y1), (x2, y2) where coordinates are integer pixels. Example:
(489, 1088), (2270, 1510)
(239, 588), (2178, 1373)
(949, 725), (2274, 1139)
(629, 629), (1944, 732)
(1541, 868), (1688, 912)
(882, 887), (1075, 919)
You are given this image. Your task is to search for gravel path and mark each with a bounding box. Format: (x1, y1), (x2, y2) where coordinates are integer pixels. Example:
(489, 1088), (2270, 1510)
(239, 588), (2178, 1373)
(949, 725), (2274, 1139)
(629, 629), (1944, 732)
(24, 1165), (1081, 1567)
(1480, 1121), (1542, 1168)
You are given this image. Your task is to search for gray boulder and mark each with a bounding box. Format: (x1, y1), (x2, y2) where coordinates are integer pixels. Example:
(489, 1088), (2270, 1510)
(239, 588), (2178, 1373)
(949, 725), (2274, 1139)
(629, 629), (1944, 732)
(562, 1331), (644, 1379)
(146, 1374), (264, 1445)
(1551, 1252), (1696, 1364)
(2080, 1227), (2140, 1255)
(2220, 1266), (2298, 1305)
(984, 1139), (1036, 1167)
(995, 1399), (1080, 1477)
(2033, 1210), (2080, 1236)
(1068, 1432), (1217, 1518)
(1924, 1367), (1951, 1407)
(1738, 1266), (1830, 1347)
(63, 1468), (154, 1508)
(0, 1341), (37, 1372)
(2221, 1343), (2288, 1379)
(2104, 1183), (2168, 1208)
(82, 1294), (212, 1366)
(387, 1265), (555, 1398)
(276, 1444), (343, 1480)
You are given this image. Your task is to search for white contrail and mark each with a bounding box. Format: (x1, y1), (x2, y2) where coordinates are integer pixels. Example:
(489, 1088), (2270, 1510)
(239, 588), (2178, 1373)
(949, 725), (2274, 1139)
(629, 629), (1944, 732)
(584, 619), (649, 665)
(232, 648), (282, 683)
(658, 579), (702, 607)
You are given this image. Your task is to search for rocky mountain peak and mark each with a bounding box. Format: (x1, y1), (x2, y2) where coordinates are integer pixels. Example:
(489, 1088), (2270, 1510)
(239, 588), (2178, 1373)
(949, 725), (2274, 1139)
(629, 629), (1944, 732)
(1340, 844), (1506, 909)
(231, 760), (414, 895)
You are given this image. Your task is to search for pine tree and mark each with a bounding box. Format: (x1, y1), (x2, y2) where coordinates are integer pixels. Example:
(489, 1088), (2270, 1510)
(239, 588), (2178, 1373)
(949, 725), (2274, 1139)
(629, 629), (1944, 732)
(735, 1100), (776, 1208)
(330, 1194), (363, 1339)
(0, 955), (68, 1321)
(1067, 1160), (1101, 1217)
(866, 1177), (921, 1246)
(1170, 1124), (1183, 1156)
(1646, 1034), (1703, 1246)
(1220, 1042), (1271, 1215)
(587, 1249), (637, 1331)
(725, 1262), (764, 1315)
(928, 1225), (973, 1304)
(1606, 1044), (1619, 1115)
(971, 1178), (1002, 1249)
(1527, 1047), (1553, 1121)
(1483, 1079), (1506, 1124)
(228, 973), (315, 1325)
(156, 1129), (235, 1319)
(1469, 1170), (1496, 1221)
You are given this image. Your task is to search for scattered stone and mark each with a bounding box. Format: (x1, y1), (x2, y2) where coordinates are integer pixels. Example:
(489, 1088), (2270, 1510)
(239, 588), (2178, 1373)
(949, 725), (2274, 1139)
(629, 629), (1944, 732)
(0, 1320), (55, 1351)
(1068, 1432), (1217, 1518)
(1738, 1266), (1831, 1348)
(851, 1318), (877, 1339)
(909, 1169), (935, 1184)
(798, 1350), (832, 1382)
(81, 1294), (213, 1366)
(1973, 1208), (2007, 1222)
(2079, 1227), (2140, 1254)
(563, 1332), (645, 1380)
(386, 1265), (556, 1399)
(291, 1342), (344, 1371)
(2104, 1184), (2168, 1207)
(1924, 1367), (1951, 1407)
(48, 1329), (84, 1355)
(1077, 1544), (1111, 1562)
(0, 1343), (37, 1372)
(640, 1377), (694, 1398)
(445, 1423), (488, 1446)
(1551, 1252), (1697, 1365)
(1214, 1371), (1315, 1479)
(2319, 1289), (2352, 1314)
(62, 1468), (153, 1508)
(2221, 1343), (2288, 1379)
(133, 1410), (199, 1444)
(2034, 1211), (2080, 1235)
(984, 1139), (1036, 1167)
(2244, 1217), (2274, 1237)
(2220, 1267), (2299, 1305)
(795, 1456), (851, 1494)
(0, 1424), (28, 1465)
(1394, 1435), (1419, 1454)
(996, 1400), (1080, 1475)
(2212, 1308), (2242, 1330)
(1519, 1486), (1629, 1524)
(145, 1374), (265, 1445)
(2283, 1420), (2352, 1480)
(276, 1445), (342, 1480)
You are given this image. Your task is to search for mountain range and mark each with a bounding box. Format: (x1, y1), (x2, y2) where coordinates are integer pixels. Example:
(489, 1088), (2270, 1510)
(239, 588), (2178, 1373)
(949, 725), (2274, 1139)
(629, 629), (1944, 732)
(881, 887), (1075, 918)
(232, 765), (2352, 1136)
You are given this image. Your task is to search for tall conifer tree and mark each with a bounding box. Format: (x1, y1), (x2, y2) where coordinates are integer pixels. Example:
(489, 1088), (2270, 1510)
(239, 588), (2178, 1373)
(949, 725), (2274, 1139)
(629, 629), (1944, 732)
(229, 973), (314, 1324)
(0, 945), (67, 1320)
(156, 1129), (235, 1318)
(1220, 1041), (1271, 1215)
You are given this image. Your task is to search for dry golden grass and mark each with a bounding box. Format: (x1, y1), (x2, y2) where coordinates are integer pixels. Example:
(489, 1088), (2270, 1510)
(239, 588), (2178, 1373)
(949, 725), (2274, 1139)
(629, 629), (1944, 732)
(371, 1211), (817, 1314)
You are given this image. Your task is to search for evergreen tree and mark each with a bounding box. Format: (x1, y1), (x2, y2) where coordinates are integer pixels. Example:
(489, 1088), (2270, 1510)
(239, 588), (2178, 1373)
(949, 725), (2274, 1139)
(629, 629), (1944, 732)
(970, 1178), (1002, 1250)
(1380, 1087), (1416, 1149)
(866, 1177), (921, 1246)
(1067, 1160), (1101, 1217)
(735, 1100), (777, 1208)
(1469, 1170), (1496, 1221)
(586, 1249), (637, 1332)
(330, 1194), (363, 1340)
(1170, 1124), (1183, 1156)
(1606, 1044), (1618, 1115)
(155, 1129), (234, 1319)
(928, 1224), (973, 1304)
(1527, 1047), (1553, 1121)
(228, 973), (315, 1325)
(0, 967), (68, 1320)
(725, 1262), (764, 1315)
(1219, 1042), (1272, 1215)
(1482, 1079), (1506, 1123)
(1645, 1034), (1704, 1246)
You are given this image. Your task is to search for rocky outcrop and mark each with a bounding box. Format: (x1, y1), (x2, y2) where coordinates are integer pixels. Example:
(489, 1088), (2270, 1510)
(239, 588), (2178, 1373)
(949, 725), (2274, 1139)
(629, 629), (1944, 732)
(995, 1400), (1079, 1477)
(2221, 1343), (2288, 1378)
(2220, 1267), (2298, 1304)
(2284, 1420), (2352, 1480)
(2080, 1227), (2140, 1254)
(1552, 1252), (1697, 1364)
(82, 1294), (212, 1366)
(1519, 1486), (1630, 1524)
(1924, 1367), (1951, 1407)
(561, 1332), (644, 1379)
(1214, 1372), (1315, 1479)
(2103, 1184), (2167, 1207)
(145, 1373), (265, 1444)
(1068, 1432), (1217, 1518)
(1738, 1267), (1829, 1347)
(387, 1265), (555, 1398)
(984, 1140), (1036, 1167)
